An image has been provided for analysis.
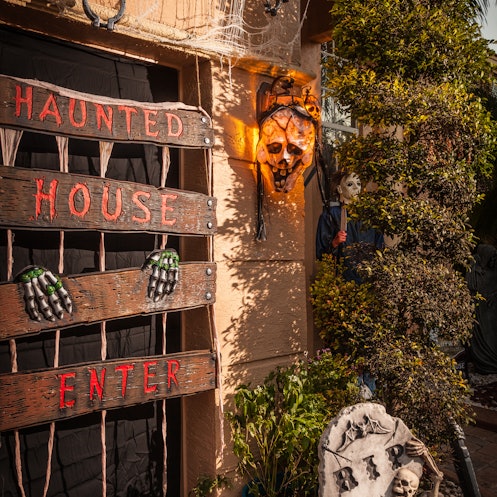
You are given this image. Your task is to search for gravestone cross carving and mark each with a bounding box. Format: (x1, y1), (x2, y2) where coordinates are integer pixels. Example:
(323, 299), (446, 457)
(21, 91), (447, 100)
(318, 403), (443, 497)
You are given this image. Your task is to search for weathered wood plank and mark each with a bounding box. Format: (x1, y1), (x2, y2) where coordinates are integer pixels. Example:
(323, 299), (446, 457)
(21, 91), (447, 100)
(0, 74), (214, 148)
(0, 263), (216, 340)
(0, 166), (217, 234)
(0, 350), (216, 432)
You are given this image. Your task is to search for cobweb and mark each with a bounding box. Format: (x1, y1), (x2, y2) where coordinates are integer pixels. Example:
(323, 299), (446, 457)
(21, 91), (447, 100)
(134, 0), (311, 63)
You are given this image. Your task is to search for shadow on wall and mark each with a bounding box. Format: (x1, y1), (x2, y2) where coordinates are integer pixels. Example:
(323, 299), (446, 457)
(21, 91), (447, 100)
(211, 65), (310, 393)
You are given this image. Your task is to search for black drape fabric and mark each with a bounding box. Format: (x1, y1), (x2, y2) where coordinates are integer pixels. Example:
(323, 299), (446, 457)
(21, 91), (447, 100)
(466, 244), (497, 374)
(0, 27), (179, 497)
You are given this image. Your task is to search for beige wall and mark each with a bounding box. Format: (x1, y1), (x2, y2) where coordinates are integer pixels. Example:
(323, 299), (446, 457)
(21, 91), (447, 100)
(0, 0), (324, 494)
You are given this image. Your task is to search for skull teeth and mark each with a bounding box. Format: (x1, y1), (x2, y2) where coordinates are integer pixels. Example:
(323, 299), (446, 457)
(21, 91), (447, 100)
(272, 167), (293, 176)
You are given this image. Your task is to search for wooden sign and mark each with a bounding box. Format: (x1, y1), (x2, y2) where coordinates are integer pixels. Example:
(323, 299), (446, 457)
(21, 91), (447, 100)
(0, 166), (217, 234)
(0, 262), (216, 341)
(0, 350), (216, 432)
(0, 74), (214, 148)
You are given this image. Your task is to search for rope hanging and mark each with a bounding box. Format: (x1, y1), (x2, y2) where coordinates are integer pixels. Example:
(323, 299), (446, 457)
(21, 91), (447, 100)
(99, 140), (113, 497)
(40, 135), (69, 497)
(160, 145), (171, 496)
(0, 127), (27, 497)
(196, 71), (225, 461)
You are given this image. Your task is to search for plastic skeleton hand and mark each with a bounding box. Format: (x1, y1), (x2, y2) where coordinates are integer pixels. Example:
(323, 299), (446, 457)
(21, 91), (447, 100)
(142, 249), (179, 302)
(406, 437), (443, 497)
(15, 266), (73, 322)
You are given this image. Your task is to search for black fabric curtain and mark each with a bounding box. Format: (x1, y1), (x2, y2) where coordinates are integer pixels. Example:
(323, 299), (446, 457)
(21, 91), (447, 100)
(0, 27), (180, 497)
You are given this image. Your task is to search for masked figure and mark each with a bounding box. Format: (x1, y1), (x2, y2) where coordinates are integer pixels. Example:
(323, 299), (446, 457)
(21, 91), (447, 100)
(316, 171), (384, 282)
(256, 106), (316, 193)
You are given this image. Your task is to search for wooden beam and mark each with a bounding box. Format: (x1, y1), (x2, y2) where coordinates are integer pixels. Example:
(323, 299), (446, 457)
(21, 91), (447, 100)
(0, 262), (216, 340)
(0, 74), (214, 148)
(0, 350), (216, 431)
(0, 166), (216, 234)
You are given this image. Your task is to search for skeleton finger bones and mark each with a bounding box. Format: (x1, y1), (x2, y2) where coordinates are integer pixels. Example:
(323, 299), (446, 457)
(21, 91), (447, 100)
(142, 249), (180, 302)
(16, 266), (73, 322)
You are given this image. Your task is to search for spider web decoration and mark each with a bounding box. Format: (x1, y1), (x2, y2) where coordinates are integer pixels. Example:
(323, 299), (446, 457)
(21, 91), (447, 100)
(131, 0), (311, 63)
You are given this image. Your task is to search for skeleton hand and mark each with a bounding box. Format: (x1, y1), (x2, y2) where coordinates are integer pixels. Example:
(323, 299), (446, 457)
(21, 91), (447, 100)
(406, 437), (428, 458)
(142, 249), (179, 302)
(406, 437), (443, 497)
(15, 266), (73, 322)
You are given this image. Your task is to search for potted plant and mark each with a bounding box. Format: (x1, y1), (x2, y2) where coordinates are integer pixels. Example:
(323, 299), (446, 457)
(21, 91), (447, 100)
(227, 351), (359, 497)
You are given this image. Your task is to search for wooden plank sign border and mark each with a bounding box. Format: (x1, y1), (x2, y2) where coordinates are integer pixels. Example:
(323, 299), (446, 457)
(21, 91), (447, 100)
(0, 262), (216, 341)
(0, 350), (216, 432)
(0, 166), (217, 234)
(0, 74), (214, 148)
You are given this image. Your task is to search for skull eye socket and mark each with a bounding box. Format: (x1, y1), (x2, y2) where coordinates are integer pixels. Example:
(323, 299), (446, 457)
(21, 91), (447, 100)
(401, 480), (409, 486)
(267, 143), (282, 154)
(287, 143), (303, 155)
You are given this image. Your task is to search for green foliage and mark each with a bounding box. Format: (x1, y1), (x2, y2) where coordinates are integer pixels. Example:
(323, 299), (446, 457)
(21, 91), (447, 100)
(312, 0), (497, 449)
(369, 341), (473, 445)
(310, 256), (379, 359)
(328, 0), (490, 86)
(311, 255), (475, 447)
(189, 475), (232, 497)
(227, 352), (359, 497)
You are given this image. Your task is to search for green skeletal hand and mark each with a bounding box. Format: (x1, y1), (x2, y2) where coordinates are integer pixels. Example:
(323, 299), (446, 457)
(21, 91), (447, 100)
(142, 249), (180, 302)
(16, 266), (73, 322)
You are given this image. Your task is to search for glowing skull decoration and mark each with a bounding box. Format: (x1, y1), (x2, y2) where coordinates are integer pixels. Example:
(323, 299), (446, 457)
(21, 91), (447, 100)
(256, 106), (316, 193)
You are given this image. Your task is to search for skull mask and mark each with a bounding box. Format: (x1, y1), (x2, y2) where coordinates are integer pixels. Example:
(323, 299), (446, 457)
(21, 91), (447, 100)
(392, 467), (420, 497)
(256, 106), (316, 193)
(304, 93), (321, 121)
(337, 173), (362, 204)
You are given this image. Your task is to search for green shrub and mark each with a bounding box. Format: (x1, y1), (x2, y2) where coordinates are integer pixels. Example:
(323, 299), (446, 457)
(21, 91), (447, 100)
(312, 0), (497, 450)
(227, 352), (359, 497)
(310, 252), (475, 447)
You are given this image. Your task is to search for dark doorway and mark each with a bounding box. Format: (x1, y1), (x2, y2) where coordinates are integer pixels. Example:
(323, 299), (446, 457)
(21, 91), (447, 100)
(0, 26), (182, 497)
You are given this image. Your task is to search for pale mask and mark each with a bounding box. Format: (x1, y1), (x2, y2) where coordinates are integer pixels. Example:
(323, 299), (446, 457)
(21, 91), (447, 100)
(256, 107), (316, 193)
(337, 173), (361, 204)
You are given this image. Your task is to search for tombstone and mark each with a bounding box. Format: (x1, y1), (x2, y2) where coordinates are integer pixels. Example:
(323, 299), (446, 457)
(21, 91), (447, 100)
(319, 403), (434, 497)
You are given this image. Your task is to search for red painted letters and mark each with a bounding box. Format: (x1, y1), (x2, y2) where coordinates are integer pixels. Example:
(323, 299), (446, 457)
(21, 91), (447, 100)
(32, 176), (177, 228)
(58, 360), (181, 411)
(59, 372), (76, 408)
(34, 178), (58, 221)
(144, 361), (158, 393)
(102, 185), (123, 222)
(68, 183), (91, 218)
(69, 98), (87, 128)
(13, 83), (185, 140)
(115, 364), (134, 397)
(39, 93), (62, 126)
(131, 191), (152, 223)
(89, 368), (106, 401)
(14, 84), (33, 119)
(161, 194), (178, 226)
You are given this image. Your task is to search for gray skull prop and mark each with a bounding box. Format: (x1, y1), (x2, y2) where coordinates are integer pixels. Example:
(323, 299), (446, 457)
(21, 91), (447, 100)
(392, 467), (420, 497)
(256, 106), (315, 193)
